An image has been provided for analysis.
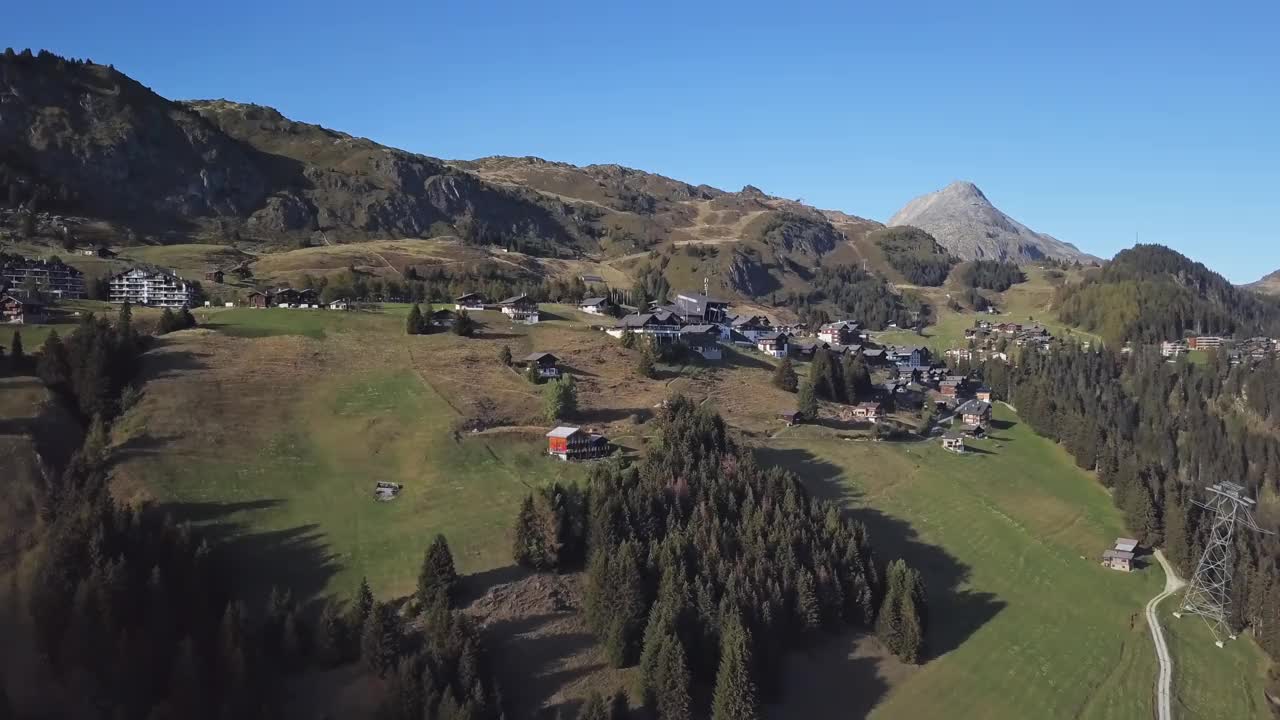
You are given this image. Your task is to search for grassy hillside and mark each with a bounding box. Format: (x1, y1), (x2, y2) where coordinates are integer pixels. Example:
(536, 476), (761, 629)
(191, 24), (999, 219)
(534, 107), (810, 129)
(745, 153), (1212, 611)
(762, 405), (1271, 719)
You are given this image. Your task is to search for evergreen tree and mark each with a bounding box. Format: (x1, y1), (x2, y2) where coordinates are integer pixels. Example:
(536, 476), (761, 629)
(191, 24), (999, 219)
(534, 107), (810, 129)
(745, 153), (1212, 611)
(157, 307), (176, 335)
(797, 378), (818, 419)
(453, 309), (477, 336)
(352, 576), (374, 630)
(772, 357), (798, 392)
(842, 354), (872, 402)
(608, 690), (631, 720)
(577, 691), (609, 720)
(544, 375), (578, 421)
(406, 304), (423, 335)
(711, 611), (759, 720)
(652, 633), (692, 720)
(37, 331), (69, 387)
(8, 330), (23, 371)
(498, 344), (512, 366)
(179, 306), (196, 329)
(417, 534), (459, 609)
(637, 344), (656, 379)
(315, 599), (349, 666)
(361, 602), (399, 676)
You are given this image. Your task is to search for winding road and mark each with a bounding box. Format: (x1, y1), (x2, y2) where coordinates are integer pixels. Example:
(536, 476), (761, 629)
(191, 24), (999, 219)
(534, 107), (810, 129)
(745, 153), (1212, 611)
(1147, 549), (1187, 720)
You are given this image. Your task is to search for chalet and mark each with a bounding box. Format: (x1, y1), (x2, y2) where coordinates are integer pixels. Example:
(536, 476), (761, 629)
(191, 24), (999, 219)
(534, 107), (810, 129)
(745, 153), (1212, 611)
(81, 246), (117, 258)
(942, 432), (966, 454)
(545, 426), (611, 461)
(995, 322), (1022, 335)
(891, 346), (932, 371)
(849, 397), (880, 420)
(109, 268), (193, 307)
(523, 352), (562, 379)
(1, 295), (46, 324)
(431, 309), (458, 327)
(939, 380), (961, 399)
(657, 291), (730, 324)
(817, 321), (860, 345)
(756, 331), (789, 358)
(296, 289), (321, 307)
(1101, 539), (1138, 572)
(1188, 336), (1224, 350)
(975, 386), (993, 403)
(499, 294), (540, 324)
(680, 324), (723, 361)
(609, 310), (684, 344)
(328, 299), (351, 311)
(247, 291), (272, 308)
(730, 314), (774, 341)
(957, 399), (992, 428)
(454, 293), (487, 311)
(579, 297), (614, 316)
(579, 274), (606, 285)
(861, 348), (887, 365)
(205, 270), (225, 284)
(779, 410), (803, 426)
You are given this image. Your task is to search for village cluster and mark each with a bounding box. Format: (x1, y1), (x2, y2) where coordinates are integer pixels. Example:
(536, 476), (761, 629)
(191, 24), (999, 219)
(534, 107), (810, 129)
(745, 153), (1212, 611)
(1160, 334), (1280, 364)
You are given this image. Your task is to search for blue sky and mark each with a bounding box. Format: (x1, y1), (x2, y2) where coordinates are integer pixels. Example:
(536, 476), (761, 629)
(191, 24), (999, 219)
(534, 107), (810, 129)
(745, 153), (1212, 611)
(11, 1), (1280, 281)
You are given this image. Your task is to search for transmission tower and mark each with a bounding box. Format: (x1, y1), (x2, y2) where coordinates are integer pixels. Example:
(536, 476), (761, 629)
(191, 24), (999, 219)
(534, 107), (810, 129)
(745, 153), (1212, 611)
(1174, 482), (1274, 647)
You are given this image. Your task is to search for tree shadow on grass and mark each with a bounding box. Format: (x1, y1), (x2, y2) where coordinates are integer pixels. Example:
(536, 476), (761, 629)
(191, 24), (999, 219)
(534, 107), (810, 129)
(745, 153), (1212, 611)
(719, 347), (775, 371)
(157, 500), (341, 614)
(764, 631), (893, 720)
(757, 446), (1006, 662)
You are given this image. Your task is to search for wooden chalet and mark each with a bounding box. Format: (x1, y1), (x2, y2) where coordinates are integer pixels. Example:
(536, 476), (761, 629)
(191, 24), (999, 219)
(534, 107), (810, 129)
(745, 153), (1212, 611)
(853, 401), (882, 422)
(756, 331), (789, 358)
(957, 399), (992, 428)
(608, 311), (684, 344)
(454, 293), (487, 311)
(942, 431), (966, 454)
(975, 386), (993, 403)
(523, 352), (562, 379)
(546, 426), (611, 461)
(680, 324), (723, 360)
(499, 294), (540, 324)
(1, 295), (46, 324)
(247, 291), (272, 308)
(578, 297), (614, 316)
(205, 270), (225, 284)
(431, 308), (458, 327)
(729, 314), (773, 341)
(1101, 539), (1138, 572)
(779, 410), (803, 427)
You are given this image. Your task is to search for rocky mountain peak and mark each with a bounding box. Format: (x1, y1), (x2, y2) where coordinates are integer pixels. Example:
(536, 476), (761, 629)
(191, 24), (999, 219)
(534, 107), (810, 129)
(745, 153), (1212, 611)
(889, 181), (1095, 264)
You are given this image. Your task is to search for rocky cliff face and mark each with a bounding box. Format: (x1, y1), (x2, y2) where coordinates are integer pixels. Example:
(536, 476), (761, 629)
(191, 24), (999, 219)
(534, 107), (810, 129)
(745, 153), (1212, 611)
(888, 181), (1094, 263)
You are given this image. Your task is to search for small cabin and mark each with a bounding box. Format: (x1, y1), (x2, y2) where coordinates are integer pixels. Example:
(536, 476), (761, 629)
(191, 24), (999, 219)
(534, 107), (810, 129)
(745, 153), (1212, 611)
(247, 291), (272, 308)
(756, 331), (790, 358)
(975, 386), (993, 403)
(853, 402), (882, 422)
(1101, 538), (1139, 572)
(499, 294), (540, 324)
(942, 432), (966, 453)
(454, 293), (487, 311)
(680, 324), (723, 361)
(579, 297), (614, 316)
(957, 399), (992, 428)
(523, 352), (562, 379)
(1, 295), (46, 324)
(779, 410), (803, 427)
(205, 270), (225, 284)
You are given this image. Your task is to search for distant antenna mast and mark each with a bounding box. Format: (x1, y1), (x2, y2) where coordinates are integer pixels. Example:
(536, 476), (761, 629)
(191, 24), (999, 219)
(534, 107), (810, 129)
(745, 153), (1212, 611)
(703, 276), (709, 296)
(1175, 482), (1274, 646)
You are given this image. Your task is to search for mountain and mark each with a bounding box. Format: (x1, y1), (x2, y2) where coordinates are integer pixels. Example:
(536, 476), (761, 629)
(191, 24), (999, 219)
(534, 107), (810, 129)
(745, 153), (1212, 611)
(1055, 244), (1280, 345)
(1246, 269), (1280, 296)
(0, 51), (900, 303)
(888, 181), (1095, 263)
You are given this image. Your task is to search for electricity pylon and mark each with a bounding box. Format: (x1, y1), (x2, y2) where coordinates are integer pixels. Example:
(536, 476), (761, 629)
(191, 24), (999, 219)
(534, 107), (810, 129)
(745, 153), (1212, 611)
(1174, 482), (1274, 647)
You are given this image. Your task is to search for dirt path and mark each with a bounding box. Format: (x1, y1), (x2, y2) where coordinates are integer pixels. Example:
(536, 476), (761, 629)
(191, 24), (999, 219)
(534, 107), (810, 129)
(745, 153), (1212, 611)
(1148, 549), (1186, 720)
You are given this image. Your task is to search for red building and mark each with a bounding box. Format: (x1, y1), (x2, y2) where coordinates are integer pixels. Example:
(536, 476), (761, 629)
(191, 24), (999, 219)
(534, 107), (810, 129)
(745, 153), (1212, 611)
(546, 426), (611, 461)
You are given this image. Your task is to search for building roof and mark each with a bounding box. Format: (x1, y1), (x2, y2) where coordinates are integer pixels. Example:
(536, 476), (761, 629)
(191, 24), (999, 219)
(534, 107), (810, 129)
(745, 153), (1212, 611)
(546, 426), (582, 439)
(455, 292), (485, 301)
(498, 294), (533, 305)
(757, 331), (789, 342)
(616, 311), (682, 329)
(579, 274), (605, 283)
(857, 401), (882, 410)
(681, 324), (718, 335)
(942, 431), (965, 440)
(580, 297), (609, 306)
(730, 314), (770, 327)
(862, 348), (886, 357)
(524, 352), (559, 364)
(975, 385), (992, 393)
(819, 320), (860, 332)
(1114, 538), (1139, 552)
(957, 399), (992, 417)
(1102, 549), (1135, 561)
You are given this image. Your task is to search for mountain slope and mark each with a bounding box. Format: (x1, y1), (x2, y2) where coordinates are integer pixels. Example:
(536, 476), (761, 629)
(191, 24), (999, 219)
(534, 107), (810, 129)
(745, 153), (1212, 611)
(889, 181), (1094, 263)
(1245, 269), (1280, 296)
(1055, 244), (1280, 345)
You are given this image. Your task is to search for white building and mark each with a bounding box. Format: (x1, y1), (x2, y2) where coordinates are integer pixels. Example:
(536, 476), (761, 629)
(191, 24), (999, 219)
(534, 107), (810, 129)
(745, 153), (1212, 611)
(109, 268), (194, 307)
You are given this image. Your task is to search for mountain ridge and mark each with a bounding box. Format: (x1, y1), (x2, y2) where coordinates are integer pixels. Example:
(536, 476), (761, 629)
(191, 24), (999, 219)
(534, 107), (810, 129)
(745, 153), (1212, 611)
(889, 180), (1096, 264)
(1245, 269), (1280, 296)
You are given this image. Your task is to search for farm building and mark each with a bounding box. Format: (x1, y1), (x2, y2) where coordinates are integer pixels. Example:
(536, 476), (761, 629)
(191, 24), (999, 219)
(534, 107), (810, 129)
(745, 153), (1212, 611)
(1101, 539), (1139, 572)
(942, 432), (966, 453)
(756, 331), (790, 358)
(523, 352), (562, 379)
(499, 294), (540, 324)
(545, 426), (611, 461)
(454, 293), (487, 311)
(680, 324), (723, 360)
(1, 295), (46, 324)
(109, 268), (194, 307)
(247, 291), (272, 308)
(578, 297), (614, 315)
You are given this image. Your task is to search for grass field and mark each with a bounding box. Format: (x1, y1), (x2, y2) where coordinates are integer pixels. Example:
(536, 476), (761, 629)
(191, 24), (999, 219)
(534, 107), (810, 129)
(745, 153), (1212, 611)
(761, 405), (1271, 719)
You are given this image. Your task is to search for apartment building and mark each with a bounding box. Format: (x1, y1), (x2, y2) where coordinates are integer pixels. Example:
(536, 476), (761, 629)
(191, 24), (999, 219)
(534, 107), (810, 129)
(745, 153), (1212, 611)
(109, 268), (194, 307)
(0, 254), (86, 299)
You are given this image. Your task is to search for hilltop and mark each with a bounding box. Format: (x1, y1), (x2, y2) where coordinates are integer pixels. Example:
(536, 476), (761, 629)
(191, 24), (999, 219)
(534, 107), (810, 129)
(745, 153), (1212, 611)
(888, 181), (1095, 264)
(1246, 269), (1280, 296)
